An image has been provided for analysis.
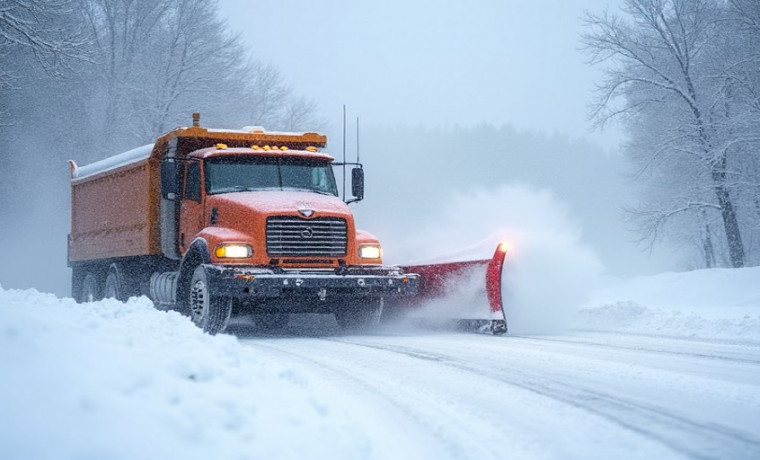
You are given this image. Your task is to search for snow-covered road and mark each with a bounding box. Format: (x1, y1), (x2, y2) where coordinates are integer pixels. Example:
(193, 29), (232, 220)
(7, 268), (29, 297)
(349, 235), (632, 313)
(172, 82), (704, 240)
(2, 265), (760, 459)
(238, 323), (760, 459)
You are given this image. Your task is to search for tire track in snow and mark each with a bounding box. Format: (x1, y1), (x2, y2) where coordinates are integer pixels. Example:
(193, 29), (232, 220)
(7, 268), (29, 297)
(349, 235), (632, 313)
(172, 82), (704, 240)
(328, 337), (760, 460)
(245, 339), (506, 459)
(511, 334), (760, 366)
(243, 336), (693, 459)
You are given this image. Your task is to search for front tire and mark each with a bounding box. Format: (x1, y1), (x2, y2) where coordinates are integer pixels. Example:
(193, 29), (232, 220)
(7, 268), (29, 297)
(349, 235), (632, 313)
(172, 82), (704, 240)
(334, 298), (383, 332)
(189, 265), (232, 335)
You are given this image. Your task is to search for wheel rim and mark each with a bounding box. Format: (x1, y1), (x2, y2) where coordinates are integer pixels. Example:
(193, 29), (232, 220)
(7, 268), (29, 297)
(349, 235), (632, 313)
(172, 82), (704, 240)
(189, 279), (208, 322)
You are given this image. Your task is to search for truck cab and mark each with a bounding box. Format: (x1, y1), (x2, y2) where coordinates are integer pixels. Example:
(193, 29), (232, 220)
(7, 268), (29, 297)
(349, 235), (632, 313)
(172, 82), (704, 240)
(170, 144), (380, 268)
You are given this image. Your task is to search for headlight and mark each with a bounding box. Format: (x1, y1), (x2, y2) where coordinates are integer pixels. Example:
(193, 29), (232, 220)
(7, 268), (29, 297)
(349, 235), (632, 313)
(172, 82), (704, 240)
(358, 244), (382, 259)
(215, 243), (253, 258)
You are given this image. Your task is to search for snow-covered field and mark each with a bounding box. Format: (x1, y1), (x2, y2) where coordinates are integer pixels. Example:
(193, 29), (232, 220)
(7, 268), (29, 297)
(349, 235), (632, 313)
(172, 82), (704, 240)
(1, 267), (759, 459)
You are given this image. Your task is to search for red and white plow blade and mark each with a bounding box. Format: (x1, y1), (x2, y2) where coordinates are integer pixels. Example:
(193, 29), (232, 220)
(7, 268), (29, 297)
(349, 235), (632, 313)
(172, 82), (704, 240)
(390, 243), (508, 335)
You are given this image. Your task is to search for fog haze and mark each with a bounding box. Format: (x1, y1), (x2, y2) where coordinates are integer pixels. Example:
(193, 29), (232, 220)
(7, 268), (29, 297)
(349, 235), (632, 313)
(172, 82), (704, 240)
(1, 0), (690, 298)
(220, 0), (624, 149)
(220, 0), (673, 276)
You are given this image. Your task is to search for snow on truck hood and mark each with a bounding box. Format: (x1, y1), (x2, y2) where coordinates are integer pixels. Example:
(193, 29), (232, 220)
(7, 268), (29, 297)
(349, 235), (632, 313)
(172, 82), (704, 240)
(207, 190), (352, 217)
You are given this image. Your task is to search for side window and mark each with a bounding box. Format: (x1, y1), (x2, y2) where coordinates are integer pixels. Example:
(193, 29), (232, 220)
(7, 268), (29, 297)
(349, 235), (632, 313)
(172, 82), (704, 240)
(311, 168), (326, 188)
(184, 162), (201, 202)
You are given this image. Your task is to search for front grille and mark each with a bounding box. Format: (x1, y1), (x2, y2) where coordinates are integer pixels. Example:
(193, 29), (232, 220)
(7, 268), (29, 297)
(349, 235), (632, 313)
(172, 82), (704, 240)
(266, 216), (347, 257)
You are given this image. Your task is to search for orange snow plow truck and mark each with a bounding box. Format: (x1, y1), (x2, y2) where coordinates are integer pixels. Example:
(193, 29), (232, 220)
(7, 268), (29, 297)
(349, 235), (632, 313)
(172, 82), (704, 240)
(68, 115), (507, 335)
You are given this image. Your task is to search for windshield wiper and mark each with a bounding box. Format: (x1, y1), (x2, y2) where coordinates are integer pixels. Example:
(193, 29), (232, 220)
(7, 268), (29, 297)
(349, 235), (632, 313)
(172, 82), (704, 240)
(280, 187), (336, 196)
(213, 185), (270, 194)
(213, 186), (336, 196)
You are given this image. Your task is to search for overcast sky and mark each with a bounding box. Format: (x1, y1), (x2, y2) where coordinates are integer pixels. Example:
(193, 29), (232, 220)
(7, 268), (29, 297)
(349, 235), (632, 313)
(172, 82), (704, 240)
(219, 0), (624, 150)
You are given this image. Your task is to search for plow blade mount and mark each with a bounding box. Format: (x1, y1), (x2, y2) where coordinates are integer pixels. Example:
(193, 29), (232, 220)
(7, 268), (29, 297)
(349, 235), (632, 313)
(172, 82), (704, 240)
(393, 243), (508, 335)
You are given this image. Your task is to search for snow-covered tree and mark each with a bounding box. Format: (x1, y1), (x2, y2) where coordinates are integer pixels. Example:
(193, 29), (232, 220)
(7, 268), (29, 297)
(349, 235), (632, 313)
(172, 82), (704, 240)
(80, 0), (321, 154)
(583, 0), (760, 268)
(0, 0), (88, 123)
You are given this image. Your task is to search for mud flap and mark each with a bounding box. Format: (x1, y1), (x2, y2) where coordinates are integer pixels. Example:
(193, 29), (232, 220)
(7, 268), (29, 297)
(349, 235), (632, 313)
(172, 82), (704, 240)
(396, 243), (508, 335)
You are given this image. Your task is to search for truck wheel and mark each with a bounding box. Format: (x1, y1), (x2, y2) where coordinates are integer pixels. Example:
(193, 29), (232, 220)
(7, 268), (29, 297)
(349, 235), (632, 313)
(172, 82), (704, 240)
(255, 314), (290, 331)
(334, 298), (383, 332)
(189, 265), (232, 335)
(104, 264), (127, 301)
(81, 273), (102, 303)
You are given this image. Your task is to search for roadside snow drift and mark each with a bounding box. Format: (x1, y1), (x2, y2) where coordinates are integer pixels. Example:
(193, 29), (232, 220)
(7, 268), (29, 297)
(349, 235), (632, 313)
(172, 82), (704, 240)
(578, 267), (760, 342)
(0, 288), (375, 460)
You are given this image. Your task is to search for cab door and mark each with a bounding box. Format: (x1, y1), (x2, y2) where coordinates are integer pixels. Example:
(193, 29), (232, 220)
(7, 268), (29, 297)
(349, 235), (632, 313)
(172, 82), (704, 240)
(179, 160), (205, 254)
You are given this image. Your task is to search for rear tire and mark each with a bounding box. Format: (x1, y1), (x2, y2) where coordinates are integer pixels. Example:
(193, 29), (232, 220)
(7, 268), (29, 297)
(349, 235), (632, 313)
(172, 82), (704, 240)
(334, 298), (383, 332)
(81, 272), (102, 303)
(104, 264), (126, 301)
(189, 265), (231, 335)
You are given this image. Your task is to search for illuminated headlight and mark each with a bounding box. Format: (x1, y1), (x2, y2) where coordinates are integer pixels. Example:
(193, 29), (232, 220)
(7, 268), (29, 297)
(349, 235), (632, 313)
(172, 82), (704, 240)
(358, 244), (382, 259)
(215, 243), (253, 258)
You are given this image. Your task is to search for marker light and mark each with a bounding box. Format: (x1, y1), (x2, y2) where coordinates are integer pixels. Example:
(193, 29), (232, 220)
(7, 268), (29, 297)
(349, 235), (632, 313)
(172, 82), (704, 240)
(498, 242), (509, 253)
(358, 244), (382, 259)
(251, 145), (261, 150)
(305, 146), (318, 152)
(263, 145), (271, 150)
(215, 244), (253, 258)
(215, 143), (228, 149)
(280, 146), (288, 151)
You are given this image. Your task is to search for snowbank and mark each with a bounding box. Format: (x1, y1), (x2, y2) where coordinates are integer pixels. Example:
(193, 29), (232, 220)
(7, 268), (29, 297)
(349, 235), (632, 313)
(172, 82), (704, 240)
(0, 287), (370, 460)
(576, 267), (760, 343)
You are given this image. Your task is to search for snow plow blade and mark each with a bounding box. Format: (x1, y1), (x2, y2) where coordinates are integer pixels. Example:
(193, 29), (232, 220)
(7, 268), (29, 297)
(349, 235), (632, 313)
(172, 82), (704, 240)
(391, 243), (508, 335)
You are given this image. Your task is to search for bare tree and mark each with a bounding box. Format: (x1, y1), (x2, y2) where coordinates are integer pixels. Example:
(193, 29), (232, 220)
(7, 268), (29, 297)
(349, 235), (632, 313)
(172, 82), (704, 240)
(583, 0), (756, 268)
(280, 96), (324, 131)
(0, 0), (89, 122)
(81, 0), (320, 151)
(237, 60), (294, 127)
(0, 0), (88, 72)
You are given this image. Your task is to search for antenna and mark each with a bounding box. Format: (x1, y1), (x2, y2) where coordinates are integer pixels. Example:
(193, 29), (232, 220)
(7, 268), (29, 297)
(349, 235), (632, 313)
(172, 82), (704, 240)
(356, 117), (360, 163)
(342, 104), (346, 200)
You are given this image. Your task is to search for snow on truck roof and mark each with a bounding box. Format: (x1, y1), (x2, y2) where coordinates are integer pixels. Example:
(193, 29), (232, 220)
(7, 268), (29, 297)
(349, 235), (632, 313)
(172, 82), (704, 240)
(71, 143), (155, 180)
(70, 127), (330, 181)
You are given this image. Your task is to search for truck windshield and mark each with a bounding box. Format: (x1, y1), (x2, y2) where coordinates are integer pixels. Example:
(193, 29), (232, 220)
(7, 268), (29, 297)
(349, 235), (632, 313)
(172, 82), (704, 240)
(205, 157), (339, 196)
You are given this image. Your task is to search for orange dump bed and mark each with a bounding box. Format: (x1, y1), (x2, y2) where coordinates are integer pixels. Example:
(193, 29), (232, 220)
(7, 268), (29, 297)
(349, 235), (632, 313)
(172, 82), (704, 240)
(69, 126), (327, 263)
(70, 156), (160, 262)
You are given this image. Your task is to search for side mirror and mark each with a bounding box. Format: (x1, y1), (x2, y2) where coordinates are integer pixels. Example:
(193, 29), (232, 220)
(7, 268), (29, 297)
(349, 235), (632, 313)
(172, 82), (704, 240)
(351, 167), (364, 201)
(161, 159), (178, 200)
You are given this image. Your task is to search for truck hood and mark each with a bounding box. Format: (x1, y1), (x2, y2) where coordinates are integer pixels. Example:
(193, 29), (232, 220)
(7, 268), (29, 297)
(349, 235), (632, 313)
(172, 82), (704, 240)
(206, 190), (353, 225)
